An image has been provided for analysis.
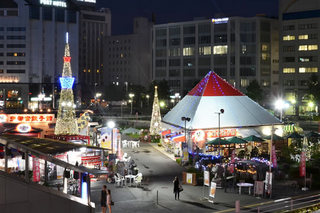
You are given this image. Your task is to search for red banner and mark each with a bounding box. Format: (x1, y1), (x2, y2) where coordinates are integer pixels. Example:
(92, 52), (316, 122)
(272, 145), (277, 168)
(33, 157), (40, 182)
(300, 152), (306, 177)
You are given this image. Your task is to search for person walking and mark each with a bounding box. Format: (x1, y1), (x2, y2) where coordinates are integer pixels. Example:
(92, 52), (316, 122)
(101, 185), (107, 213)
(107, 189), (112, 213)
(173, 176), (180, 200)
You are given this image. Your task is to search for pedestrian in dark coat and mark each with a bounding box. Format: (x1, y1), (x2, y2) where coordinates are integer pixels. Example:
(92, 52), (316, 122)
(101, 185), (107, 213)
(173, 176), (180, 200)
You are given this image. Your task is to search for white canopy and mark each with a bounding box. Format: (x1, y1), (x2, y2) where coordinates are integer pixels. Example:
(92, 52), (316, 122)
(163, 71), (281, 130)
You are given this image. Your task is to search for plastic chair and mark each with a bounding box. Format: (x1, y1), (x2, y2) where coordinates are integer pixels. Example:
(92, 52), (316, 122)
(134, 173), (143, 187)
(114, 173), (125, 187)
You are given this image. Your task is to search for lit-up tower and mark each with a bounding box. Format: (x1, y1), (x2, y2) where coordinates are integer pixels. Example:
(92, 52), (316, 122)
(149, 86), (162, 135)
(55, 33), (79, 135)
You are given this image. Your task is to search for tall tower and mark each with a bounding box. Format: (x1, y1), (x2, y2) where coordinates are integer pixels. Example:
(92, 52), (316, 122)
(149, 86), (162, 135)
(54, 33), (79, 135)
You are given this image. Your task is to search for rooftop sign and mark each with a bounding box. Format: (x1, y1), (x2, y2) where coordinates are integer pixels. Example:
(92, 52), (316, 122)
(40, 0), (67, 8)
(211, 17), (229, 24)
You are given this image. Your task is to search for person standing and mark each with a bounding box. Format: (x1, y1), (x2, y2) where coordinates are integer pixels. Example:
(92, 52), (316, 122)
(173, 176), (180, 200)
(107, 189), (112, 213)
(101, 185), (107, 213)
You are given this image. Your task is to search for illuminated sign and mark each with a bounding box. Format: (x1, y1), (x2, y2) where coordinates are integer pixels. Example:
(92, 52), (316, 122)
(211, 17), (229, 24)
(16, 123), (32, 133)
(6, 114), (55, 123)
(191, 129), (237, 148)
(77, 0), (96, 3)
(0, 114), (7, 123)
(30, 97), (52, 101)
(59, 77), (75, 89)
(40, 0), (67, 7)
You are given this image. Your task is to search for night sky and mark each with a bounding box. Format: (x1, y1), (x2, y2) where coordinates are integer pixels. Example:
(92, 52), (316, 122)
(96, 0), (279, 35)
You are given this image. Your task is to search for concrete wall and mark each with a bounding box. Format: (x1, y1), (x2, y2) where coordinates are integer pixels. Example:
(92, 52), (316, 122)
(0, 171), (94, 213)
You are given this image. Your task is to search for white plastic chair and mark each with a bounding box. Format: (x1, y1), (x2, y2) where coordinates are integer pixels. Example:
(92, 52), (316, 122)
(114, 173), (125, 187)
(134, 173), (142, 187)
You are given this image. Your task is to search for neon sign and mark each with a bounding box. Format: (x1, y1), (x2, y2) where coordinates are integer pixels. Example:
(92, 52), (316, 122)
(211, 17), (229, 24)
(59, 77), (75, 89)
(40, 0), (67, 7)
(6, 114), (55, 123)
(77, 0), (96, 3)
(16, 123), (32, 133)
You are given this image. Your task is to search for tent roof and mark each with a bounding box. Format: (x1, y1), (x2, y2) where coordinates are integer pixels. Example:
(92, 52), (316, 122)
(163, 71), (281, 130)
(122, 127), (140, 134)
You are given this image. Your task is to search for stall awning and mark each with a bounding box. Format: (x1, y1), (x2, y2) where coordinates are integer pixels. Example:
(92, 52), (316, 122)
(0, 134), (110, 155)
(171, 134), (185, 142)
(161, 129), (171, 136)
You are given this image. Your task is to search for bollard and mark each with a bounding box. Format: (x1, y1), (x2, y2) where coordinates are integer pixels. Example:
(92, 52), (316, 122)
(290, 199), (293, 210)
(257, 207), (260, 213)
(235, 200), (240, 213)
(157, 190), (159, 205)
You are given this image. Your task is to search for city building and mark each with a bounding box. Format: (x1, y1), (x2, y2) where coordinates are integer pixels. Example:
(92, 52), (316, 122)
(152, 16), (279, 101)
(104, 17), (153, 95)
(0, 0), (79, 110)
(78, 8), (111, 104)
(279, 0), (320, 115)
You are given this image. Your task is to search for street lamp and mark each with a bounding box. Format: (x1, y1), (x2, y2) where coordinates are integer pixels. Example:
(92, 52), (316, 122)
(129, 93), (135, 115)
(107, 121), (116, 154)
(215, 109), (224, 156)
(308, 101), (315, 122)
(38, 93), (45, 110)
(181, 116), (191, 151)
(120, 101), (125, 117)
(274, 99), (289, 122)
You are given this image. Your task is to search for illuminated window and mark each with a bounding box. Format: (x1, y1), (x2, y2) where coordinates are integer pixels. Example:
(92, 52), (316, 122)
(97, 69), (99, 73)
(298, 34), (308, 40)
(213, 45), (227, 55)
(183, 47), (194, 56)
(283, 35), (295, 41)
(299, 67), (318, 73)
(240, 79), (249, 87)
(198, 46), (211, 55)
(88, 69), (91, 73)
(83, 69), (86, 72)
(308, 45), (318, 50)
(299, 45), (318, 51)
(120, 53), (124, 58)
(261, 53), (269, 61)
(283, 68), (295, 73)
(261, 44), (268, 51)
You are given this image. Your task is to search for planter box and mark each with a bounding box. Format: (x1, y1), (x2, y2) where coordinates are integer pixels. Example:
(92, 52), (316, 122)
(182, 172), (197, 186)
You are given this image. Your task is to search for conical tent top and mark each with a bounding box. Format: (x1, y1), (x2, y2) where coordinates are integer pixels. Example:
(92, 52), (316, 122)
(188, 71), (244, 96)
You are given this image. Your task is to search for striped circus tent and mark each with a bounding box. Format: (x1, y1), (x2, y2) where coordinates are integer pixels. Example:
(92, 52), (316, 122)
(163, 71), (281, 130)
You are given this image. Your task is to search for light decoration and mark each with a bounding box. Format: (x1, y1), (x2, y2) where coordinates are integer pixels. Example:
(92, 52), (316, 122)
(16, 123), (31, 133)
(40, 0), (67, 7)
(54, 32), (79, 135)
(0, 114), (7, 123)
(149, 86), (162, 135)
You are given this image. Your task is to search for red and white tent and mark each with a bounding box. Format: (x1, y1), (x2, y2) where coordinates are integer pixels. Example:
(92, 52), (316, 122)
(163, 71), (280, 130)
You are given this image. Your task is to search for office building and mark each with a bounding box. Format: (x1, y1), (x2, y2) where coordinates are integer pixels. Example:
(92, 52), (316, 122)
(0, 0), (79, 110)
(104, 17), (153, 94)
(153, 16), (279, 100)
(279, 0), (320, 115)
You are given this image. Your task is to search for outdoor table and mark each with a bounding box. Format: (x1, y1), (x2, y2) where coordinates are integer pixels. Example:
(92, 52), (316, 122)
(125, 174), (136, 186)
(237, 183), (253, 195)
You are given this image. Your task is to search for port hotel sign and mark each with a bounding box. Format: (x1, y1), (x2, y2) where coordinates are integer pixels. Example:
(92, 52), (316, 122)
(0, 114), (55, 123)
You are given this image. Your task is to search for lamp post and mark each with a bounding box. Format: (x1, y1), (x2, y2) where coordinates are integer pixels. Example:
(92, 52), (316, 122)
(275, 99), (289, 122)
(107, 121), (115, 154)
(308, 101), (314, 124)
(129, 93), (134, 115)
(181, 116), (191, 150)
(215, 109), (224, 156)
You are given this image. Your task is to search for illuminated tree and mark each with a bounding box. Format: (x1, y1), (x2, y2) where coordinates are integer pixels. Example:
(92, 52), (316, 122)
(149, 86), (161, 135)
(54, 34), (79, 135)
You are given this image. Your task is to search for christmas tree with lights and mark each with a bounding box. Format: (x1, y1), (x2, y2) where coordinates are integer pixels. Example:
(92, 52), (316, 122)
(149, 86), (161, 135)
(54, 33), (79, 135)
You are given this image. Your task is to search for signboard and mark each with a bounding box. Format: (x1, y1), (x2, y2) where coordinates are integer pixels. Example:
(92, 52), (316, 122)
(5, 114), (55, 123)
(186, 173), (193, 184)
(81, 155), (101, 166)
(182, 143), (189, 162)
(191, 129), (237, 145)
(272, 145), (277, 168)
(300, 152), (306, 177)
(33, 157), (40, 182)
(204, 171), (210, 186)
(254, 181), (264, 196)
(209, 182), (217, 198)
(265, 171), (272, 194)
(40, 0), (67, 7)
(16, 123), (32, 133)
(99, 127), (112, 149)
